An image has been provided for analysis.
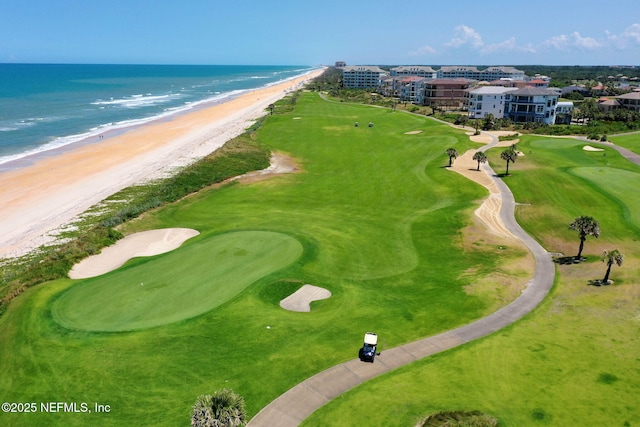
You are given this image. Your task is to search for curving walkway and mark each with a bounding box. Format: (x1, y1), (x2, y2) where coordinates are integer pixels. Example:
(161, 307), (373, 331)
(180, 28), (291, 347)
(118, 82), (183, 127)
(247, 131), (555, 426)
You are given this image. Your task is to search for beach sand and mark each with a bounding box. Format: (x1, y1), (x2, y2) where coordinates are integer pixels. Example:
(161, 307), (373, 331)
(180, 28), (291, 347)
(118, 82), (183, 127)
(0, 69), (324, 259)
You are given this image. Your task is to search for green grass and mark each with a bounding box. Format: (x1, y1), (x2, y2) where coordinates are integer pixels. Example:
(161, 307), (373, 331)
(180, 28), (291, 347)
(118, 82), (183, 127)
(51, 231), (303, 331)
(0, 92), (528, 426)
(301, 133), (640, 427)
(609, 132), (640, 155)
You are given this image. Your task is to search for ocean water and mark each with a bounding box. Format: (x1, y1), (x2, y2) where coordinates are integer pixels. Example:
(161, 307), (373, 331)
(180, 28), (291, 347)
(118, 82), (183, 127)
(0, 64), (315, 168)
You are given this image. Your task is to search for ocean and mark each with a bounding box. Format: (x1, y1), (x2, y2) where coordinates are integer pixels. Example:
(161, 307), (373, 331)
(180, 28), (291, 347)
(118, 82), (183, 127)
(0, 64), (315, 169)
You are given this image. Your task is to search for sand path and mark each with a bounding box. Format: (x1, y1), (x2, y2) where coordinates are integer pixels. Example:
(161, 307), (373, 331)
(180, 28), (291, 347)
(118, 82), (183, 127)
(0, 70), (323, 259)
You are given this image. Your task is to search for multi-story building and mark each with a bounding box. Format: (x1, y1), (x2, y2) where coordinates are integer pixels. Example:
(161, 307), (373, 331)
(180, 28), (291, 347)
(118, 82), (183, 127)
(418, 78), (474, 109)
(436, 66), (525, 81)
(468, 86), (518, 119)
(390, 66), (437, 79)
(397, 76), (427, 103)
(555, 101), (574, 124)
(505, 87), (559, 125)
(341, 66), (387, 89)
(615, 92), (640, 112)
(481, 66), (526, 81)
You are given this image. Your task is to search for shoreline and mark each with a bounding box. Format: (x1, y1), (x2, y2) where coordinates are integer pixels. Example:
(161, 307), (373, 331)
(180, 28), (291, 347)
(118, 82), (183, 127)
(0, 68), (325, 259)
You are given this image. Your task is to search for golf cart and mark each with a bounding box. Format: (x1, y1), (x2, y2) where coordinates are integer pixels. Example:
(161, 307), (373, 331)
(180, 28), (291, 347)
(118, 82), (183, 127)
(359, 332), (379, 363)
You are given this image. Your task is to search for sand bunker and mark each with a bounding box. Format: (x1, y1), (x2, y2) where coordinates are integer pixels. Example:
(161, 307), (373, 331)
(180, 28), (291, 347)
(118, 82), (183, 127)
(69, 228), (200, 279)
(448, 150), (516, 240)
(280, 284), (331, 312)
(583, 145), (604, 152)
(404, 130), (423, 135)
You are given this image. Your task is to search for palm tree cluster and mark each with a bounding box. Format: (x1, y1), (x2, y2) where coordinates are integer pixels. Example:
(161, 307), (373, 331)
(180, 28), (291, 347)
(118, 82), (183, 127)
(568, 216), (624, 284)
(191, 389), (247, 427)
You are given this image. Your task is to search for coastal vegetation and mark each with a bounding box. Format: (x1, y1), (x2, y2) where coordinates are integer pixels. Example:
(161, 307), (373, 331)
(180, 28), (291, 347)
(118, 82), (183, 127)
(0, 88), (639, 426)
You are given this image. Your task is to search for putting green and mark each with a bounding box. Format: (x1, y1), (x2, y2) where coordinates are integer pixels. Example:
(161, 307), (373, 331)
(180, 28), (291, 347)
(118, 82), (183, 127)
(52, 231), (303, 332)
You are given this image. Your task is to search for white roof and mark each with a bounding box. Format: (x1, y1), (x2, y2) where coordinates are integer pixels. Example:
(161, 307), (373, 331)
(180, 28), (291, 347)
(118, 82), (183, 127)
(364, 332), (378, 345)
(469, 86), (519, 95)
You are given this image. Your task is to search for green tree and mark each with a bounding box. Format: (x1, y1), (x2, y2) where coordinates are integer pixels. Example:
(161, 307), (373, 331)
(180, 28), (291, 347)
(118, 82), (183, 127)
(579, 98), (599, 124)
(601, 249), (623, 284)
(472, 151), (487, 171)
(482, 113), (495, 130)
(191, 389), (247, 427)
(445, 147), (458, 167)
(500, 147), (517, 175)
(569, 216), (600, 259)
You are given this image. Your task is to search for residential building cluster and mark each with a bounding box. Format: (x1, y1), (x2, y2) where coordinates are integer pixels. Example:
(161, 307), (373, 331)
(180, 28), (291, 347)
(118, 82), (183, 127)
(337, 62), (640, 125)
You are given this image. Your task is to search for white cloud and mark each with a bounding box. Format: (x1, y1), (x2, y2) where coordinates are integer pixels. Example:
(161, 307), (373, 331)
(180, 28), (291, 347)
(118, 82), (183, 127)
(481, 37), (537, 55)
(543, 31), (603, 50)
(607, 23), (640, 49)
(409, 44), (437, 56)
(446, 25), (483, 48)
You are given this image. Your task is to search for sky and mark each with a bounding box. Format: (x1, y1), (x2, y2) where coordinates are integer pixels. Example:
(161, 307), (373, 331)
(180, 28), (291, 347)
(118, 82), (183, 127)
(1, 0), (639, 66)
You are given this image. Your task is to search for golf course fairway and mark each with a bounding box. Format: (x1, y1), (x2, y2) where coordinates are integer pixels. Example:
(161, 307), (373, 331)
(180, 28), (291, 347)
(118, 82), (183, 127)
(52, 231), (303, 331)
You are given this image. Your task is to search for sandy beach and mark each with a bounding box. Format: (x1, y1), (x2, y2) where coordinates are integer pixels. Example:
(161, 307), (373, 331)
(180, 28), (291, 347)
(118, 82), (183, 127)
(0, 69), (324, 259)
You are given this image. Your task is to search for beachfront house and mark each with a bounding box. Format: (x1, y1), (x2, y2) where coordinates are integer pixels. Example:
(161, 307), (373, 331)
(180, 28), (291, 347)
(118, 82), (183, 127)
(341, 66), (387, 89)
(505, 86), (559, 125)
(468, 86), (518, 119)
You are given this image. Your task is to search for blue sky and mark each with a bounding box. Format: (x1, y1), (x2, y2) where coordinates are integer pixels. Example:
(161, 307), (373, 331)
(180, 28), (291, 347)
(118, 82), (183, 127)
(1, 0), (639, 66)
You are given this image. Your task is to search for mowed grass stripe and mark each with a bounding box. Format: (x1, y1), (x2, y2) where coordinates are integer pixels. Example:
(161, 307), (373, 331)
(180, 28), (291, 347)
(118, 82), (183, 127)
(51, 231), (303, 331)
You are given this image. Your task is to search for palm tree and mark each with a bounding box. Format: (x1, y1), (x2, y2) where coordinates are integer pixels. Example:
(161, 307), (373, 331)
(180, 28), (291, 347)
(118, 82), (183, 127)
(191, 389), (247, 427)
(445, 147), (458, 167)
(472, 151), (487, 171)
(569, 216), (600, 259)
(500, 148), (517, 175)
(268, 103), (275, 115)
(601, 249), (623, 284)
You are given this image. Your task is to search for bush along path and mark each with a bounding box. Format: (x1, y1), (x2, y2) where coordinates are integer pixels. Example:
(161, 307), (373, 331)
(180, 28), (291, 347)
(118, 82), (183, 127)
(247, 130), (556, 427)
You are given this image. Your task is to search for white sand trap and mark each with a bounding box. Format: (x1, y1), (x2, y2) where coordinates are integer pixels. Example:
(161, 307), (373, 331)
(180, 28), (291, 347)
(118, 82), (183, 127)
(280, 284), (331, 312)
(69, 228), (200, 279)
(583, 145), (604, 151)
(404, 130), (423, 134)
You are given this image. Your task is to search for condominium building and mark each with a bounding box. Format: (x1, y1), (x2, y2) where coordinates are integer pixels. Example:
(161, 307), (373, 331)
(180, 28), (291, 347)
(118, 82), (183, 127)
(390, 66), (437, 79)
(418, 78), (474, 109)
(468, 86), (518, 119)
(437, 66), (525, 81)
(397, 76), (427, 102)
(341, 66), (388, 89)
(505, 87), (559, 125)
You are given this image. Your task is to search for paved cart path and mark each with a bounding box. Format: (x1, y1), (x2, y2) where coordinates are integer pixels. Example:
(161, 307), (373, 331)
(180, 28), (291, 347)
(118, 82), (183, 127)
(247, 131), (556, 426)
